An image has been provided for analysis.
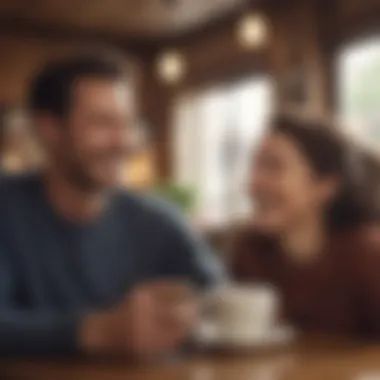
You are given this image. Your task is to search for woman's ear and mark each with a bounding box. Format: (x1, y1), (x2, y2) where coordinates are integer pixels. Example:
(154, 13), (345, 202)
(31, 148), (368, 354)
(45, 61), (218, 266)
(319, 176), (341, 205)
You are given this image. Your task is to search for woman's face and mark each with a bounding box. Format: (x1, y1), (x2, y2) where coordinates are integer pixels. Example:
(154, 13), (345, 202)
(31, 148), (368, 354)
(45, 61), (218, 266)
(250, 131), (338, 234)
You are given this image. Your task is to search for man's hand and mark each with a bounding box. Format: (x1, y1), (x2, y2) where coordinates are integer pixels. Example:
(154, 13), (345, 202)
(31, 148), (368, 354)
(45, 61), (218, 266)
(79, 280), (199, 356)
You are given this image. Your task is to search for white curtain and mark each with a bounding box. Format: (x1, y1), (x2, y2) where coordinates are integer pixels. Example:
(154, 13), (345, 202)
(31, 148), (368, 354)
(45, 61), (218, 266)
(338, 37), (380, 149)
(172, 77), (272, 226)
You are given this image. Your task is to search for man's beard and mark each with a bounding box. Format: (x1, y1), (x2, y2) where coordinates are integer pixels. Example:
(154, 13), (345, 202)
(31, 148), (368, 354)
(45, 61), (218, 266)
(61, 158), (106, 194)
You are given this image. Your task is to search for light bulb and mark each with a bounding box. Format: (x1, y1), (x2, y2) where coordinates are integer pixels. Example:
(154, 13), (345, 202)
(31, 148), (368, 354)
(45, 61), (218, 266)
(237, 13), (268, 49)
(156, 50), (186, 85)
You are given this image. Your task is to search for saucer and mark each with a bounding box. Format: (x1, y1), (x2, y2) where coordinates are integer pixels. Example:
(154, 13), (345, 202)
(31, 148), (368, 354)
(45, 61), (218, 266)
(197, 324), (296, 349)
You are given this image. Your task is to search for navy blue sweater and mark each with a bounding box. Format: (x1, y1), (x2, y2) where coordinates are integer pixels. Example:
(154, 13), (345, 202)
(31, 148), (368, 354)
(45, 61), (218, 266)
(0, 174), (222, 354)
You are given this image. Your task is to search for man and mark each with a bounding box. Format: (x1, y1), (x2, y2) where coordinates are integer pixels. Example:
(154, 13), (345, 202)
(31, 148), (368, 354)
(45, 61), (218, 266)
(0, 51), (222, 356)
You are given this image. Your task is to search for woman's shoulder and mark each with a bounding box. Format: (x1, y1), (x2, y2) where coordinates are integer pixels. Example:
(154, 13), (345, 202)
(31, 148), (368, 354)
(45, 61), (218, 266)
(348, 225), (380, 305)
(334, 224), (380, 271)
(356, 224), (380, 263)
(336, 224), (380, 249)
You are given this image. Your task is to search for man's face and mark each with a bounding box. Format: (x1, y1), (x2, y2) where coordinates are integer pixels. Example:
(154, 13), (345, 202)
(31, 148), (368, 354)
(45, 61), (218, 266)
(47, 77), (135, 190)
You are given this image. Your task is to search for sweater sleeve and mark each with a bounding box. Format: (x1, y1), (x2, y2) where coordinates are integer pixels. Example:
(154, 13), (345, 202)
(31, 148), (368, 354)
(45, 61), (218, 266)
(157, 206), (226, 289)
(355, 227), (380, 338)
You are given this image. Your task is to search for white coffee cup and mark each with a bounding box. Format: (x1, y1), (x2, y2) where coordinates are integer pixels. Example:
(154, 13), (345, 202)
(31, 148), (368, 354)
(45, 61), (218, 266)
(198, 283), (280, 347)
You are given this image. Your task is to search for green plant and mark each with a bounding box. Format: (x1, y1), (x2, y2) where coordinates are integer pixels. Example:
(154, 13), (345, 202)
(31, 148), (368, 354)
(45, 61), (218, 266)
(153, 182), (197, 214)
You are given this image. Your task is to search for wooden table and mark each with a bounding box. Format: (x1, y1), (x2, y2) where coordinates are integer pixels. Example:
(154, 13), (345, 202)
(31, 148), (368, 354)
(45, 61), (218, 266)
(2, 338), (380, 380)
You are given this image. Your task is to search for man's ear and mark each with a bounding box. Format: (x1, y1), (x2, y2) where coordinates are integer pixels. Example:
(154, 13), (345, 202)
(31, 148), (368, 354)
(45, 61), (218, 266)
(34, 114), (61, 146)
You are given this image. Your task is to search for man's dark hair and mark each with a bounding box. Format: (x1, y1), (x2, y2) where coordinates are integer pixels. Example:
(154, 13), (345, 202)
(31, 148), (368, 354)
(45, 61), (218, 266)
(28, 49), (130, 118)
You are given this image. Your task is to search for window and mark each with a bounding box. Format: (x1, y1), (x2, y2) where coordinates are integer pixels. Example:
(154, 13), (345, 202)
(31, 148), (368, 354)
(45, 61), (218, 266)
(172, 76), (272, 226)
(338, 37), (380, 150)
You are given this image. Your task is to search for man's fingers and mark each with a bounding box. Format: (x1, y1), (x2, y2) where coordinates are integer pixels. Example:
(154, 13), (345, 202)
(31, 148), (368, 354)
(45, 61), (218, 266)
(117, 282), (200, 355)
(156, 302), (199, 339)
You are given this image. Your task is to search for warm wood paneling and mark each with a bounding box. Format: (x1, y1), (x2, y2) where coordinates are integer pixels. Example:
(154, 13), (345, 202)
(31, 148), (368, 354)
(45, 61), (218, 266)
(0, 36), (81, 103)
(338, 0), (380, 43)
(0, 36), (143, 105)
(269, 0), (335, 115)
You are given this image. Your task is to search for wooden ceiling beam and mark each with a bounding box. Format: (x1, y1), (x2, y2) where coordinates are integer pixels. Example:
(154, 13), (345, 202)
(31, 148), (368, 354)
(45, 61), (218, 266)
(0, 0), (273, 54)
(0, 16), (157, 56)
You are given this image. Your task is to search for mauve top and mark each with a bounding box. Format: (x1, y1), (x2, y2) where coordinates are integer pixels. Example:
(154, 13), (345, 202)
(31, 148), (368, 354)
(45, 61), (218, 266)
(230, 226), (380, 338)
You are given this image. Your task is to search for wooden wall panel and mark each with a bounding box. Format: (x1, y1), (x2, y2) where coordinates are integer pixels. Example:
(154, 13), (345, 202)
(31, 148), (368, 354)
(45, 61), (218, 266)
(338, 0), (380, 43)
(0, 36), (82, 104)
(269, 0), (335, 115)
(0, 0), (250, 39)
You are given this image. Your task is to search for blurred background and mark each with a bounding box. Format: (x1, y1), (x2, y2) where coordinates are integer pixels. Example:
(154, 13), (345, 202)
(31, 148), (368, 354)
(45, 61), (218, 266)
(1, 0), (380, 230)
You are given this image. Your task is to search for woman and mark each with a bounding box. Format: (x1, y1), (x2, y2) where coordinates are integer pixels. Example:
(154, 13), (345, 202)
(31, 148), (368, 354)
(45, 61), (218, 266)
(231, 114), (380, 338)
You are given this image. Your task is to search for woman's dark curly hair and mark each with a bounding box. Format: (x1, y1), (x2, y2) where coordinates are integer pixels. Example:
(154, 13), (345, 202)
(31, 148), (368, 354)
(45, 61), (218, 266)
(269, 114), (379, 231)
